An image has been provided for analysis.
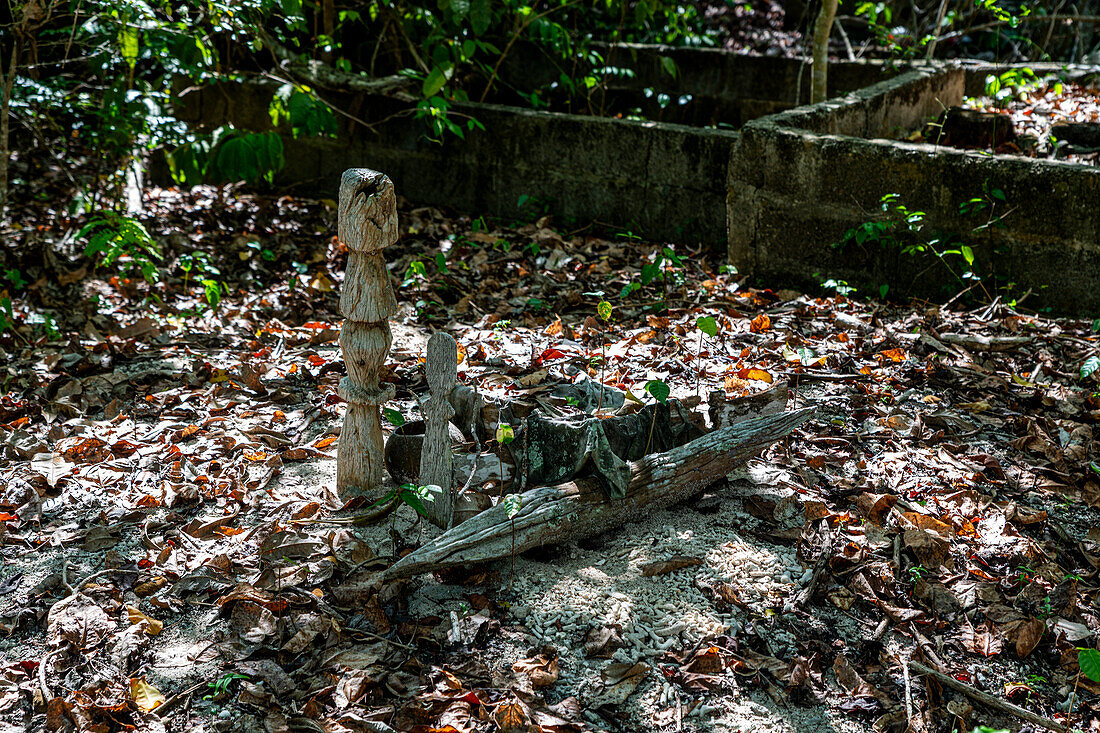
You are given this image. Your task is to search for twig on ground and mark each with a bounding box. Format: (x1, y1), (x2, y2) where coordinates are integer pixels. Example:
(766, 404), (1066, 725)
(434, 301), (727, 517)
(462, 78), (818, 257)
(154, 681), (206, 719)
(38, 647), (63, 703)
(908, 623), (947, 672)
(784, 520), (834, 613)
(909, 660), (1068, 733)
(901, 654), (913, 724)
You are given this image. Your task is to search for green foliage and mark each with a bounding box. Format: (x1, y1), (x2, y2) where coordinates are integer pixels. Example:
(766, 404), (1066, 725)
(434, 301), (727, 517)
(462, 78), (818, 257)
(834, 187), (1013, 302)
(0, 297), (14, 337)
(79, 212), (162, 284)
(496, 422), (515, 445)
(819, 277), (856, 297)
(597, 300), (613, 322)
(644, 379), (669, 404)
(504, 493), (522, 519)
(397, 483), (443, 518)
(696, 316), (717, 338)
(269, 84), (338, 138)
(1081, 356), (1100, 380)
(204, 672), (250, 701)
(1080, 648), (1100, 682)
(984, 67), (1039, 106)
(621, 246), (684, 299)
(383, 408), (406, 427)
(167, 126), (285, 188)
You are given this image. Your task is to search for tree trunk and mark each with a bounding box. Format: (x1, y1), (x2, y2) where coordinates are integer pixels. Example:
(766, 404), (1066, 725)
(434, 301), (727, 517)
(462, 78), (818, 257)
(0, 40), (18, 215)
(383, 407), (814, 580)
(811, 0), (838, 104)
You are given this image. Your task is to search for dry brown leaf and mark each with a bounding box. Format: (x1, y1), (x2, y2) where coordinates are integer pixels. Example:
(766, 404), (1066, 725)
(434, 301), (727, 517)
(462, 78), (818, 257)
(1015, 617), (1045, 658)
(959, 621), (1002, 657)
(750, 313), (771, 333)
(583, 625), (625, 658)
(47, 593), (114, 650)
(512, 651), (559, 688)
(856, 492), (898, 524)
(640, 555), (702, 577)
(903, 529), (950, 567)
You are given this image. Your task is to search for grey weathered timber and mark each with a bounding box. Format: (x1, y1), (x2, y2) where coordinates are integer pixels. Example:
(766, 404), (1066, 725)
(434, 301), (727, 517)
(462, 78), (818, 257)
(420, 331), (458, 527)
(337, 169), (399, 500)
(383, 407), (814, 580)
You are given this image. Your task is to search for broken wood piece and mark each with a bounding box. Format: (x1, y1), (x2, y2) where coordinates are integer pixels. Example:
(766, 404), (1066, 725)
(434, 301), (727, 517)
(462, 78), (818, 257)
(908, 660), (1068, 733)
(937, 333), (1034, 352)
(708, 379), (787, 430)
(421, 331), (458, 528)
(783, 519), (834, 613)
(383, 407), (814, 579)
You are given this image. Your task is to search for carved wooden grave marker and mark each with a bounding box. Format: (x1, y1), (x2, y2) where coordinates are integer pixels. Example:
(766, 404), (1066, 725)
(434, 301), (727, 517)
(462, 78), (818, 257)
(337, 169), (398, 500)
(420, 331), (458, 526)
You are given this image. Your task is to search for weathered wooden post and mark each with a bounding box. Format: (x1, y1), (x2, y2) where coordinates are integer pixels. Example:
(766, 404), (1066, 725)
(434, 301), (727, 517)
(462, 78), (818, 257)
(337, 169), (399, 500)
(420, 331), (458, 526)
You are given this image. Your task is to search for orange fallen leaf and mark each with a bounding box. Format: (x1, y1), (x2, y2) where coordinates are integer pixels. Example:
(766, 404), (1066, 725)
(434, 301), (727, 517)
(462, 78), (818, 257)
(737, 367), (773, 384)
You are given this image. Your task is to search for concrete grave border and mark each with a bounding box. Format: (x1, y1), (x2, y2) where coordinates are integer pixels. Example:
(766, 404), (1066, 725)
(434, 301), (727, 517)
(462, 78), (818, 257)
(727, 61), (1100, 314)
(171, 46), (902, 247)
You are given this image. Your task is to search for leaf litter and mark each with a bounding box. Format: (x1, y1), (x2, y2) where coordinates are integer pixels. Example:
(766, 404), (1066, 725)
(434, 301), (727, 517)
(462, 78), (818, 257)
(1, 182), (1100, 733)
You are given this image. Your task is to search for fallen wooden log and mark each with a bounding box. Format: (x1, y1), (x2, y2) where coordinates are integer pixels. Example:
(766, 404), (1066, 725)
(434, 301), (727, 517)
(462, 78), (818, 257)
(383, 407), (814, 580)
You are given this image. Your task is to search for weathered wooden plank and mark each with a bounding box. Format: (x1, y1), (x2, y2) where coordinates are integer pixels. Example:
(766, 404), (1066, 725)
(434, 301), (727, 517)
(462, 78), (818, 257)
(383, 407), (814, 579)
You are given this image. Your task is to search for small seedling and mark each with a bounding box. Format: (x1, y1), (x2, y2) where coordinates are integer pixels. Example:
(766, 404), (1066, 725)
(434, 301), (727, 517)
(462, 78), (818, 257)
(495, 422), (514, 488)
(596, 300), (612, 412)
(644, 379), (670, 454)
(695, 315), (717, 399)
(504, 493), (522, 586)
(203, 672), (250, 701)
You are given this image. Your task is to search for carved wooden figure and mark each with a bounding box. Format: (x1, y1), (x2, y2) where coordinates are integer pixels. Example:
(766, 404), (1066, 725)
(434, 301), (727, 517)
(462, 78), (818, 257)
(420, 331), (458, 527)
(337, 169), (399, 499)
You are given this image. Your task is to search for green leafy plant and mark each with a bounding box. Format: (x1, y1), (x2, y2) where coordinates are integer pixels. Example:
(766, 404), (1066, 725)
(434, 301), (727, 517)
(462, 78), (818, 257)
(596, 300), (612, 412)
(984, 67), (1039, 107)
(1081, 356), (1099, 380)
(643, 378), (670, 454)
(80, 211), (162, 285)
(495, 422), (515, 490)
(1081, 648), (1100, 682)
(269, 83), (338, 138)
(166, 126), (285, 192)
(383, 408), (405, 427)
(621, 246), (684, 305)
(203, 672), (250, 701)
(397, 483), (443, 518)
(834, 192), (997, 302)
(695, 315), (717, 399)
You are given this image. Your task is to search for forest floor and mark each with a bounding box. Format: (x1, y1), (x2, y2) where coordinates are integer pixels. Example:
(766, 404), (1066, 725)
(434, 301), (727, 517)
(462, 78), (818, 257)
(2, 183), (1100, 733)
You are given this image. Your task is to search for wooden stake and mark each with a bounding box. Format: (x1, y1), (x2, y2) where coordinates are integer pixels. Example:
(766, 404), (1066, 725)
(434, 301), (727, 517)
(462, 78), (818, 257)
(337, 169), (399, 500)
(420, 331), (458, 527)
